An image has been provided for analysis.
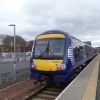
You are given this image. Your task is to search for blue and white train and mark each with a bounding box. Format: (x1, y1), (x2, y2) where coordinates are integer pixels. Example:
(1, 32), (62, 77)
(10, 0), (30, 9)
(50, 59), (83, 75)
(30, 30), (97, 83)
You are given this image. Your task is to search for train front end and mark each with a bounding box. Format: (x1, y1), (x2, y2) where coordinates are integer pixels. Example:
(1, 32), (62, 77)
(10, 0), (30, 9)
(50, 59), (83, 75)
(30, 31), (72, 83)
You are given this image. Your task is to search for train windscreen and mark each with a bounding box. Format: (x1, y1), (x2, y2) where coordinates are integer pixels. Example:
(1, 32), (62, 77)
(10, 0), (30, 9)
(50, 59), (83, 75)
(34, 38), (64, 59)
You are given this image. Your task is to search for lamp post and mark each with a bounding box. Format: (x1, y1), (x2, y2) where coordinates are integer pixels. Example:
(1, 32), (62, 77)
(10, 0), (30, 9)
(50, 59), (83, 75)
(8, 24), (16, 80)
(8, 24), (16, 53)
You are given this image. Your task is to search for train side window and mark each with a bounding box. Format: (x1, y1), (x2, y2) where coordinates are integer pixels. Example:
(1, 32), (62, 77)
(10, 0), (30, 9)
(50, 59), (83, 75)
(79, 46), (85, 60)
(73, 47), (80, 62)
(73, 46), (85, 62)
(85, 46), (90, 57)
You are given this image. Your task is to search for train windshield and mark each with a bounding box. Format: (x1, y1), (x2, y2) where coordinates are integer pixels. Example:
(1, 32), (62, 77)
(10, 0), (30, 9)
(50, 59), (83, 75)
(34, 38), (64, 59)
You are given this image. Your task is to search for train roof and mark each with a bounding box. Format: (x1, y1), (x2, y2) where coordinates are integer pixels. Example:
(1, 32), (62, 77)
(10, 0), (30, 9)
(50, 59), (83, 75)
(41, 30), (68, 35)
(35, 30), (69, 39)
(40, 30), (81, 41)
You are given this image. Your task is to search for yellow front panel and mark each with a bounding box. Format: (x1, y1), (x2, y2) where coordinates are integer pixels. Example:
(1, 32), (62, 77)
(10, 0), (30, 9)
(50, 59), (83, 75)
(37, 34), (65, 39)
(33, 59), (63, 71)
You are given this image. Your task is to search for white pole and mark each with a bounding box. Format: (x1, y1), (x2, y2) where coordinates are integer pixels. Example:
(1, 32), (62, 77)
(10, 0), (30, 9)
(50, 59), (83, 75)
(8, 24), (16, 81)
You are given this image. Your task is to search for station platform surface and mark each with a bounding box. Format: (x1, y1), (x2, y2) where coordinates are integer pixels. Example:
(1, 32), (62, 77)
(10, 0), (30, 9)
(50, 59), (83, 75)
(56, 55), (99, 100)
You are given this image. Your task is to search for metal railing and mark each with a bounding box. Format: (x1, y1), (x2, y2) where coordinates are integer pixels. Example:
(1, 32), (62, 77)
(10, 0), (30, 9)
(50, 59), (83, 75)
(0, 52), (31, 63)
(0, 68), (30, 86)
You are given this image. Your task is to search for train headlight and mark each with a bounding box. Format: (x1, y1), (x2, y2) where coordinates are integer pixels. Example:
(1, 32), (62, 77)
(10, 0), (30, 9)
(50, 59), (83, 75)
(31, 64), (37, 69)
(31, 64), (34, 68)
(56, 64), (66, 71)
(61, 64), (66, 70)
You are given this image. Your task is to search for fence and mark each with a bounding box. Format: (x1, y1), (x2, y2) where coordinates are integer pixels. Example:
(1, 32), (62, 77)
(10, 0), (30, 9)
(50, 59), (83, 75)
(0, 68), (30, 88)
(0, 52), (31, 89)
(0, 52), (31, 63)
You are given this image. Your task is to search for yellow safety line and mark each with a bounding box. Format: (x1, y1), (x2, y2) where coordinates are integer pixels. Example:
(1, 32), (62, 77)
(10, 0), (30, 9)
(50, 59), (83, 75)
(82, 55), (100, 100)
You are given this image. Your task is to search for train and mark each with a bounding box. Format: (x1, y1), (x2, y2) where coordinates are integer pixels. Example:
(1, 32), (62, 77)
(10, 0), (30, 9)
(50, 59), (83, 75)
(30, 30), (97, 84)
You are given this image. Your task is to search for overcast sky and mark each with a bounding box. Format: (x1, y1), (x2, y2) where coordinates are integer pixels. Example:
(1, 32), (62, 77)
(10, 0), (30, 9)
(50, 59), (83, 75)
(0, 0), (100, 47)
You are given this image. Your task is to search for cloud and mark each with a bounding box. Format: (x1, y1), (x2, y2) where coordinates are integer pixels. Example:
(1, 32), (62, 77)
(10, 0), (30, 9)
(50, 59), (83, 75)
(0, 0), (100, 47)
(22, 0), (100, 47)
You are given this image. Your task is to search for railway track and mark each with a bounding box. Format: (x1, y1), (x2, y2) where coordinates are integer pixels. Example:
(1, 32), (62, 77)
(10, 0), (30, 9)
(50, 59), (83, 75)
(0, 79), (45, 100)
(0, 77), (64, 100)
(26, 85), (64, 100)
(26, 74), (79, 100)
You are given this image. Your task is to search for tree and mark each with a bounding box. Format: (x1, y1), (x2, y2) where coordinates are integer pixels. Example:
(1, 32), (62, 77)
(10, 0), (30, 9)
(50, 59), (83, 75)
(26, 40), (34, 52)
(15, 36), (26, 52)
(3, 35), (13, 52)
(3, 35), (27, 52)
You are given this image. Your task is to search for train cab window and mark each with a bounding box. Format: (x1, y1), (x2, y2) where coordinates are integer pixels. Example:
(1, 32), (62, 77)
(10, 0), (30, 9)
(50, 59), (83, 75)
(34, 39), (49, 57)
(49, 39), (64, 56)
(34, 38), (64, 59)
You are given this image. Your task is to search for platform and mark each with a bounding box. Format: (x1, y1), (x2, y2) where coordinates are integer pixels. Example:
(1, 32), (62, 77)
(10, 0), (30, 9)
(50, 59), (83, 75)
(56, 55), (99, 100)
